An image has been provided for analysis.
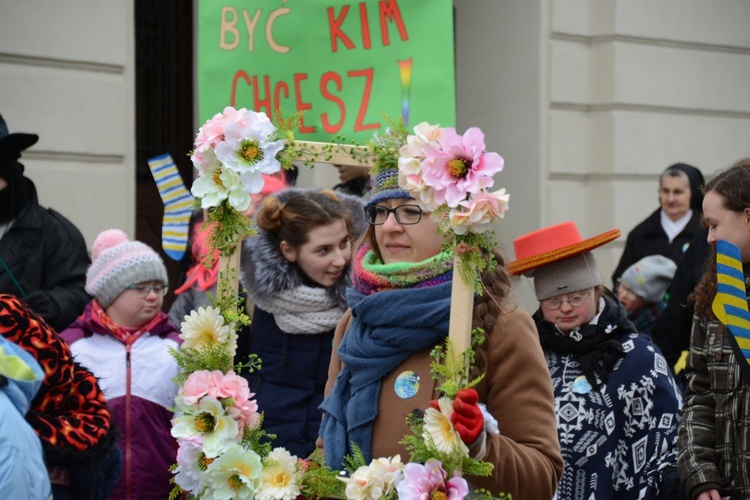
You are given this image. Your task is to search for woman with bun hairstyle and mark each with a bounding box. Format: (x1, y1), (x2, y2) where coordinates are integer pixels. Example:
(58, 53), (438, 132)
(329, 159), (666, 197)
(236, 188), (366, 458)
(317, 160), (563, 499)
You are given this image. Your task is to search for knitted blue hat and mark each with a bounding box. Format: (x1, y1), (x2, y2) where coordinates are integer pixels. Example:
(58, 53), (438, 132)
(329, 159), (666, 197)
(366, 159), (412, 206)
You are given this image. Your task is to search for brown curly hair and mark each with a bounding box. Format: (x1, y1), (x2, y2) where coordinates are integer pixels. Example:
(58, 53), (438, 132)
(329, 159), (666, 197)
(256, 189), (354, 250)
(691, 158), (750, 318)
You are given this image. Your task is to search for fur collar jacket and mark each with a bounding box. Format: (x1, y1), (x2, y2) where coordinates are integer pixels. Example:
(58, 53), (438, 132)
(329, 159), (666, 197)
(240, 188), (367, 309)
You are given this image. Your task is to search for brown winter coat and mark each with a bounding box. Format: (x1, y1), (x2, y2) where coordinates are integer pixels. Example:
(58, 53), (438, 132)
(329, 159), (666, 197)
(319, 306), (563, 500)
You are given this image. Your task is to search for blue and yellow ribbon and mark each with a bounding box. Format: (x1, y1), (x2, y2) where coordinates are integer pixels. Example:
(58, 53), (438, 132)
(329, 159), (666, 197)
(712, 240), (750, 370)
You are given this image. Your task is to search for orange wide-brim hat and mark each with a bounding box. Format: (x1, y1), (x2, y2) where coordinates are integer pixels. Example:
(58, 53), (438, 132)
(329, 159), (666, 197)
(508, 221), (621, 276)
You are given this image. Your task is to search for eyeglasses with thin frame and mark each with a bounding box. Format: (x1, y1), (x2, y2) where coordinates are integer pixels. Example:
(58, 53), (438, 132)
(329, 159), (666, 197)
(126, 284), (168, 297)
(540, 289), (593, 310)
(364, 204), (423, 226)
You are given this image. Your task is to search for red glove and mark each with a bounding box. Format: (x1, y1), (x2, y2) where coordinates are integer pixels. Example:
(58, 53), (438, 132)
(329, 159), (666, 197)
(451, 389), (484, 445)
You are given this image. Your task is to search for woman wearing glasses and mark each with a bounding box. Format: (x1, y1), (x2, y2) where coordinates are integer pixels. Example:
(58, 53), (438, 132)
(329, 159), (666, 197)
(318, 161), (564, 499)
(237, 189), (366, 459)
(509, 222), (683, 499)
(61, 229), (181, 500)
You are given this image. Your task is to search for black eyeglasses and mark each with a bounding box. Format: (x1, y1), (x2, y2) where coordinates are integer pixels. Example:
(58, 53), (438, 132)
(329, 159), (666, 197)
(364, 204), (423, 225)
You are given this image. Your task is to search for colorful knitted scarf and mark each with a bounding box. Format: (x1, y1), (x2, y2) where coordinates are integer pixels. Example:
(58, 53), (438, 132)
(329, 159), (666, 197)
(351, 244), (454, 295)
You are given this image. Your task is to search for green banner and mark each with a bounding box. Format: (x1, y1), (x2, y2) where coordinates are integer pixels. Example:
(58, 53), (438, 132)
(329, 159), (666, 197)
(197, 0), (456, 143)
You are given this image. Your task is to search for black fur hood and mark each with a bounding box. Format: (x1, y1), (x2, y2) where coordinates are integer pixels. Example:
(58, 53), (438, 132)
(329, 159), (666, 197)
(239, 188), (367, 308)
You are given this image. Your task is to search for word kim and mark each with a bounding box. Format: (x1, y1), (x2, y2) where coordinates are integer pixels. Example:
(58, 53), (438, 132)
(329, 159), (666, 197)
(219, 0), (408, 54)
(231, 68), (381, 135)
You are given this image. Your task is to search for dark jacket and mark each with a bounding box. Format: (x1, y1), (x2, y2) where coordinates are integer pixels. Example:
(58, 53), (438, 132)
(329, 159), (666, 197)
(0, 180), (90, 331)
(651, 229), (710, 367)
(235, 188), (365, 458)
(612, 208), (702, 285)
(678, 319), (750, 500)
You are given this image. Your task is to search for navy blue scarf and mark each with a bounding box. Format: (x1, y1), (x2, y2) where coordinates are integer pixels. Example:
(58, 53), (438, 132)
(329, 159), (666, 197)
(319, 281), (452, 469)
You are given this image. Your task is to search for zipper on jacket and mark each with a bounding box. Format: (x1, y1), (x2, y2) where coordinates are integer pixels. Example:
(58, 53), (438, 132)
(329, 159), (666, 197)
(125, 345), (132, 499)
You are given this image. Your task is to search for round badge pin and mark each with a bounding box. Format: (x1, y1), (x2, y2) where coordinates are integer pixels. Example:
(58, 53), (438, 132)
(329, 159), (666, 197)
(394, 370), (420, 399)
(572, 375), (592, 395)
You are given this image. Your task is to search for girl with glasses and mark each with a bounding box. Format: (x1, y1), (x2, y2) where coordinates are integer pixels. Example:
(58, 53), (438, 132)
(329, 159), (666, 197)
(509, 221), (683, 499)
(236, 189), (367, 459)
(60, 229), (181, 500)
(317, 160), (564, 499)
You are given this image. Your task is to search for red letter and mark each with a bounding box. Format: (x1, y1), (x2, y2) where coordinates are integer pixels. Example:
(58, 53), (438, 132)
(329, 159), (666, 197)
(294, 73), (315, 134)
(379, 0), (408, 46)
(274, 81), (290, 117)
(359, 2), (371, 50)
(252, 75), (273, 116)
(320, 72), (345, 134)
(347, 68), (379, 132)
(230, 70), (252, 107)
(327, 6), (354, 52)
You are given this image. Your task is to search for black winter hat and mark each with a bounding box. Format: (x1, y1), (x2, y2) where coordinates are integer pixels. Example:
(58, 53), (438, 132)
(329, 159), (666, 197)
(664, 162), (705, 211)
(0, 115), (39, 160)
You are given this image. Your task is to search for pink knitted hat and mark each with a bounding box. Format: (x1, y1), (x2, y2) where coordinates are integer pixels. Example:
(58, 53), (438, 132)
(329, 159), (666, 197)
(85, 229), (168, 308)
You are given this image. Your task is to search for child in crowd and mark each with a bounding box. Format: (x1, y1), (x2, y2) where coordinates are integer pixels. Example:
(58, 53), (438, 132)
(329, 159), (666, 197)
(0, 334), (51, 499)
(236, 188), (366, 458)
(509, 222), (683, 499)
(617, 254), (677, 336)
(61, 229), (181, 500)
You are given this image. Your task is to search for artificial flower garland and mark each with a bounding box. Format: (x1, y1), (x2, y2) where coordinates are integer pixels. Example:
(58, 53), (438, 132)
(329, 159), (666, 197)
(168, 107), (512, 499)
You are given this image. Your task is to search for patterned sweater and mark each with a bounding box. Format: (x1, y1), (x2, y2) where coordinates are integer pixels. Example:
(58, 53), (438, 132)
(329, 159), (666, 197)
(537, 295), (682, 499)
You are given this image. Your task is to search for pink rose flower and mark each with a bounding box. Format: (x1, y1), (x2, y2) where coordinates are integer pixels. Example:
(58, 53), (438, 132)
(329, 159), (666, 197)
(182, 370), (216, 406)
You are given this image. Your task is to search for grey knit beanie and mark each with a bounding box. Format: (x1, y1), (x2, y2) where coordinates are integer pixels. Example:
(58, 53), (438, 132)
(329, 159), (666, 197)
(620, 255), (677, 304)
(85, 229), (168, 308)
(532, 252), (602, 300)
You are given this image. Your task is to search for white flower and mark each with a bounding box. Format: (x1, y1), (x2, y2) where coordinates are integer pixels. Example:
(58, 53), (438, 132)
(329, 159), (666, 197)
(202, 443), (263, 499)
(422, 397), (469, 456)
(214, 110), (284, 191)
(191, 163), (251, 212)
(171, 396), (240, 458)
(257, 448), (303, 500)
(343, 455), (404, 500)
(180, 306), (237, 356)
(174, 435), (206, 493)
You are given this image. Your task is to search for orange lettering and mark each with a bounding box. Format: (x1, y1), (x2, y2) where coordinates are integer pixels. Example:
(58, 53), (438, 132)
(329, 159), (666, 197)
(230, 70), (252, 107)
(347, 68), (379, 132)
(379, 0), (408, 46)
(294, 74), (315, 134)
(327, 6), (354, 52)
(320, 72), (345, 133)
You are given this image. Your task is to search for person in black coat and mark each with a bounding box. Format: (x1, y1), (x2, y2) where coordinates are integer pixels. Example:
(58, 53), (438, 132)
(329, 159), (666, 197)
(612, 163), (705, 286)
(650, 227), (710, 369)
(0, 115), (91, 331)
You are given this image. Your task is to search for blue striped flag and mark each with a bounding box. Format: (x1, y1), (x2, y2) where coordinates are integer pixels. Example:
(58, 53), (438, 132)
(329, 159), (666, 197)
(712, 239), (750, 374)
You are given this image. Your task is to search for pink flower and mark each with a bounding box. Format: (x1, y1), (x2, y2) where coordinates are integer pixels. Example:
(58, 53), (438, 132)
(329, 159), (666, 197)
(194, 106), (245, 153)
(182, 370), (217, 406)
(449, 188), (510, 235)
(421, 127), (504, 208)
(174, 435), (206, 493)
(395, 459), (468, 500)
